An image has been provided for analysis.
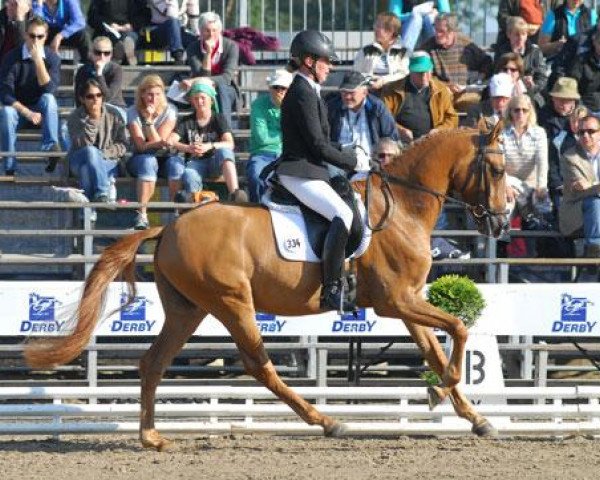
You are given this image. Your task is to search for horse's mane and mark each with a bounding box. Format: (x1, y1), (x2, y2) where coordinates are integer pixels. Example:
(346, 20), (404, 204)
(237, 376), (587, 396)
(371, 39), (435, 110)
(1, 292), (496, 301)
(387, 127), (478, 177)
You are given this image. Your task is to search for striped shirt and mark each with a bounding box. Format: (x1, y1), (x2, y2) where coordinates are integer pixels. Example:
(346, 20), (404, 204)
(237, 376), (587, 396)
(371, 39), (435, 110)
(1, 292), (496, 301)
(501, 125), (548, 190)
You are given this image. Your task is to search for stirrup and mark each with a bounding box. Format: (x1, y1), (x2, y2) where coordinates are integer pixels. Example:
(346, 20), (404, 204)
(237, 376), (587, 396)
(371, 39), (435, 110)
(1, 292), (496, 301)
(320, 279), (356, 314)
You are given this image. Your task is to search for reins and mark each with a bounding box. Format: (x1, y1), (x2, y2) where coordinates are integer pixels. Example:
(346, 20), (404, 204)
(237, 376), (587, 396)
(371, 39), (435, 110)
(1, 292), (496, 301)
(364, 134), (504, 232)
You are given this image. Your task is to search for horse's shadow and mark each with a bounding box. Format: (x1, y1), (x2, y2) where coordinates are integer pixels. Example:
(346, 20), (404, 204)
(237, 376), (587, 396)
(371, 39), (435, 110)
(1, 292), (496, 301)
(0, 436), (141, 453)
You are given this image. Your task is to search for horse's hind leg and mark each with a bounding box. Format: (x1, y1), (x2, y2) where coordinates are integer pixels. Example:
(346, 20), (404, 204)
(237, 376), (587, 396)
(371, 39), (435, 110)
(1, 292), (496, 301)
(406, 323), (497, 437)
(217, 297), (344, 436)
(139, 271), (207, 451)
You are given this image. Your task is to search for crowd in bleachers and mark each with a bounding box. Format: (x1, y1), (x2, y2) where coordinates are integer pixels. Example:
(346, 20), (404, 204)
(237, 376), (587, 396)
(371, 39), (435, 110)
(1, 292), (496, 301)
(0, 0), (599, 261)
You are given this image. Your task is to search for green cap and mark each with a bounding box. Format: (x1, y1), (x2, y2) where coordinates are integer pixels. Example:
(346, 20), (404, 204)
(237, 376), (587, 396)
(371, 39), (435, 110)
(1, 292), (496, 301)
(186, 82), (220, 113)
(409, 52), (434, 73)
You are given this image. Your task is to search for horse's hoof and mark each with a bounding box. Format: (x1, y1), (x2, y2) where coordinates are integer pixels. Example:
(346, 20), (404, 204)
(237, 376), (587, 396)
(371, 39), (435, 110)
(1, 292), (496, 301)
(472, 419), (498, 437)
(324, 422), (348, 438)
(140, 429), (174, 452)
(427, 385), (445, 411)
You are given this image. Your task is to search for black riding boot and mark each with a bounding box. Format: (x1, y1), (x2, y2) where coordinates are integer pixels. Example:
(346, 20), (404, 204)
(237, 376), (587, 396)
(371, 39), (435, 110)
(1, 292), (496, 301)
(320, 217), (355, 313)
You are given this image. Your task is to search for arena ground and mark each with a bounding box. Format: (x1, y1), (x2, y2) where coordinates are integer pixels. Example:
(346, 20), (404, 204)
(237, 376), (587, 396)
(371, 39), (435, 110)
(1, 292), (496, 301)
(0, 434), (598, 479)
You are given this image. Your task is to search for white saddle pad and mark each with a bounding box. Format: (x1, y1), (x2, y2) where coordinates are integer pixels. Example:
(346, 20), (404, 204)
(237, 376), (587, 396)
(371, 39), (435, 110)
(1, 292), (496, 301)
(264, 192), (372, 263)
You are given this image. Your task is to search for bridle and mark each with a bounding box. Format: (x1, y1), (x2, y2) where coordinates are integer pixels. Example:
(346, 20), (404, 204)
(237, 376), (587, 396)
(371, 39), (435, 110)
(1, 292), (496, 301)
(365, 133), (505, 234)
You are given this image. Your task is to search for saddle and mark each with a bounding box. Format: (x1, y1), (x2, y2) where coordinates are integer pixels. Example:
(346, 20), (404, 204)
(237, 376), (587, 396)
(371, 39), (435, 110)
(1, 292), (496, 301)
(264, 175), (370, 262)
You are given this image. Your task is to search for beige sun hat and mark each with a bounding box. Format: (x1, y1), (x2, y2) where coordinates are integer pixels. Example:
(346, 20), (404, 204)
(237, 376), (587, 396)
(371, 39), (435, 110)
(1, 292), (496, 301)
(549, 77), (581, 100)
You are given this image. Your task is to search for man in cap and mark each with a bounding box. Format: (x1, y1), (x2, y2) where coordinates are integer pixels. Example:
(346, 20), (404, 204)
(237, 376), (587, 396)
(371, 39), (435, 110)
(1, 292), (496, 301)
(246, 68), (293, 202)
(326, 70), (399, 175)
(538, 76), (581, 206)
(465, 72), (513, 130)
(382, 51), (467, 260)
(169, 81), (247, 203)
(381, 50), (458, 145)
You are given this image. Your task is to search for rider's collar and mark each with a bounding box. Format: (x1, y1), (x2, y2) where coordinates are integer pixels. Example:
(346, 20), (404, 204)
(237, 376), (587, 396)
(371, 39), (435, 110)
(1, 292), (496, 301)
(297, 71), (321, 96)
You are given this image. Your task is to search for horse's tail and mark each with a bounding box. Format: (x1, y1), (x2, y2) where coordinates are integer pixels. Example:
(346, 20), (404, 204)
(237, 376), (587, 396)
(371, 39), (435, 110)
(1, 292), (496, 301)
(24, 226), (165, 369)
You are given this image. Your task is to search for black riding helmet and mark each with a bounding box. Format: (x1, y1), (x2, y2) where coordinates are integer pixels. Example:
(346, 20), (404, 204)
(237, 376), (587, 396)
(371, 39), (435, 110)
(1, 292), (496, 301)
(289, 30), (339, 64)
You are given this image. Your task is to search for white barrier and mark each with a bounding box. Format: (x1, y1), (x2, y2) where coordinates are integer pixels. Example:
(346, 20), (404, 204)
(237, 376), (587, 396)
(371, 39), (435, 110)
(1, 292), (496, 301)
(0, 386), (599, 436)
(5, 281), (600, 337)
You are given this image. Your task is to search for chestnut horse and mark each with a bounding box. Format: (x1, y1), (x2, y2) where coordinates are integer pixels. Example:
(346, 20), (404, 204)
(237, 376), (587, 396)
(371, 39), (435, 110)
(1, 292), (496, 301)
(25, 124), (507, 451)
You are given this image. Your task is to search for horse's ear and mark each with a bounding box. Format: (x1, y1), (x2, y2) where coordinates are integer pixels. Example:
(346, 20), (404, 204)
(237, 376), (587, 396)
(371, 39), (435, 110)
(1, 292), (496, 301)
(476, 116), (490, 134)
(488, 119), (504, 144)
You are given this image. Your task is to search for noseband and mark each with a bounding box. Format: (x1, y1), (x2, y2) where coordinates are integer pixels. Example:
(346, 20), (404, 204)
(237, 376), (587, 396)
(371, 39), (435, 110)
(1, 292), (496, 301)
(365, 133), (504, 233)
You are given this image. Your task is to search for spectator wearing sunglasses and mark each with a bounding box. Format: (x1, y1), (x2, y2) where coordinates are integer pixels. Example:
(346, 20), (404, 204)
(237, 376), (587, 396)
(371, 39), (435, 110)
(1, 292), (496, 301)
(246, 69), (293, 203)
(0, 15), (60, 176)
(501, 94), (549, 218)
(494, 16), (548, 110)
(74, 36), (125, 118)
(66, 78), (128, 206)
(31, 0), (91, 61)
(559, 115), (600, 255)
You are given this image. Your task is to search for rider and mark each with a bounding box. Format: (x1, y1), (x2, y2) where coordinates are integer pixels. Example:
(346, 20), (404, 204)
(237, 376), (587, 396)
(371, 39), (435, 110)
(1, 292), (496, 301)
(276, 30), (371, 312)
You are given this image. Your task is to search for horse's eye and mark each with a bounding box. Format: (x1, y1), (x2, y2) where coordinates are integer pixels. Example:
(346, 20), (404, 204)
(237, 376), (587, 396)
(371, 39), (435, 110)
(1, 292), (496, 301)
(491, 167), (505, 178)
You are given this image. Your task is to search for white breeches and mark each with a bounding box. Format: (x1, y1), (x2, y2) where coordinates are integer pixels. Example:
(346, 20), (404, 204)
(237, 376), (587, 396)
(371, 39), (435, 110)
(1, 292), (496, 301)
(279, 174), (353, 231)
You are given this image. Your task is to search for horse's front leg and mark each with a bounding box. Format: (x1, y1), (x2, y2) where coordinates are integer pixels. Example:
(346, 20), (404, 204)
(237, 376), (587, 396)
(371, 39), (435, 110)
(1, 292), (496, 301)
(376, 295), (468, 390)
(405, 323), (497, 437)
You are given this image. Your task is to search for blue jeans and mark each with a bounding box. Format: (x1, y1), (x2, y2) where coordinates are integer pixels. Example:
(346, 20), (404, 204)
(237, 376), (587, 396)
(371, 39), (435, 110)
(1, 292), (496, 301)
(148, 18), (196, 52)
(0, 93), (59, 173)
(582, 196), (600, 246)
(68, 146), (118, 200)
(181, 148), (235, 193)
(401, 13), (435, 52)
(126, 153), (181, 181)
(214, 79), (238, 123)
(246, 152), (278, 202)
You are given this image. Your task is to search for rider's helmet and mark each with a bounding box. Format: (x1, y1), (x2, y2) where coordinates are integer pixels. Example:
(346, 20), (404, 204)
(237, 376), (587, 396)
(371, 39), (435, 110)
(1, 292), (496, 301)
(289, 30), (339, 67)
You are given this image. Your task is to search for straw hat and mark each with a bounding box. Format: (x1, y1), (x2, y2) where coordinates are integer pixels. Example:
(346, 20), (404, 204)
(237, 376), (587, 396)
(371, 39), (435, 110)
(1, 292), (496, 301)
(549, 77), (580, 100)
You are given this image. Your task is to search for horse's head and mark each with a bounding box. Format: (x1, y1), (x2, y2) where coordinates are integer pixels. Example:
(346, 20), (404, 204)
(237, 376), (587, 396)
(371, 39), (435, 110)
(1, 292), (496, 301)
(454, 122), (508, 238)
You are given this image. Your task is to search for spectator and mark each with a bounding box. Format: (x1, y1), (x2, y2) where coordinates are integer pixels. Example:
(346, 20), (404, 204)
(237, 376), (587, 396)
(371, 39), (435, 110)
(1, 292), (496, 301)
(494, 16), (548, 110)
(87, 0), (150, 66)
(495, 52), (528, 98)
(559, 114), (600, 255)
(381, 51), (466, 259)
(538, 76), (581, 207)
(169, 81), (247, 203)
(0, 0), (30, 61)
(326, 71), (400, 176)
(571, 28), (600, 114)
(381, 51), (458, 145)
(465, 72), (513, 131)
(388, 0), (451, 52)
(420, 13), (493, 112)
(497, 0), (560, 45)
(501, 94), (549, 218)
(353, 11), (409, 91)
(126, 74), (179, 230)
(0, 15), (60, 176)
(184, 11), (239, 123)
(144, 0), (195, 65)
(538, 0), (598, 60)
(31, 0), (90, 61)
(246, 69), (292, 203)
(74, 36), (125, 115)
(67, 78), (127, 204)
(375, 136), (402, 167)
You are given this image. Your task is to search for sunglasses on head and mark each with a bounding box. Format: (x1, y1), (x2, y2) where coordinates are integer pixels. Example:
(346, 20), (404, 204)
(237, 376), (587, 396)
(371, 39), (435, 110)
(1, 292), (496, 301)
(579, 128), (600, 136)
(28, 33), (45, 40)
(94, 49), (112, 56)
(85, 92), (103, 100)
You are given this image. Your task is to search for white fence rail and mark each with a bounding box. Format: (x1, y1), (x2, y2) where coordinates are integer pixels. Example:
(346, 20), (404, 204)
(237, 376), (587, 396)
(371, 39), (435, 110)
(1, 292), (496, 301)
(1, 386), (600, 437)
